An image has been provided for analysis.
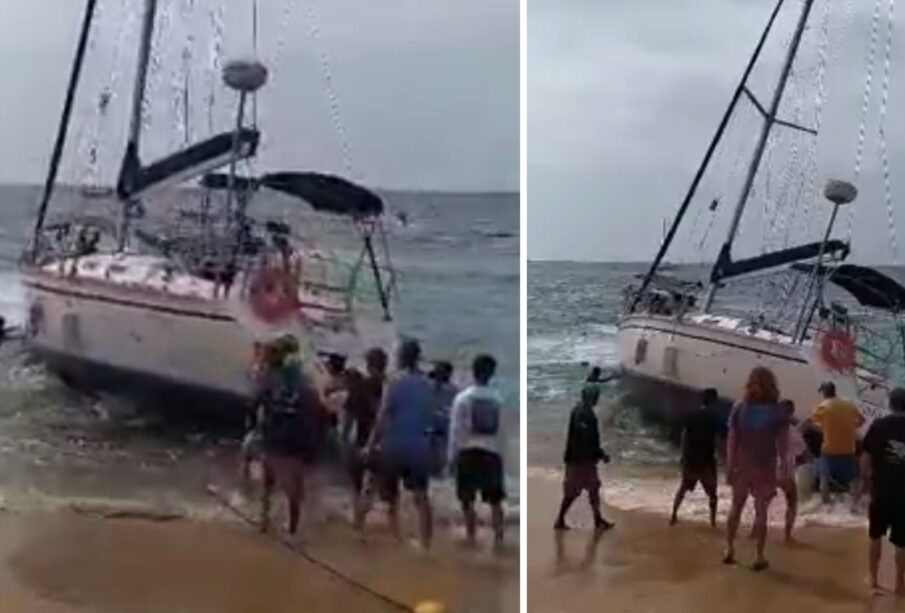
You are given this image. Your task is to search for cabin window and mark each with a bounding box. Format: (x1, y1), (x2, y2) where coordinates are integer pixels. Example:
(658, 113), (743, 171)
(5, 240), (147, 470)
(663, 346), (679, 377)
(634, 339), (648, 365)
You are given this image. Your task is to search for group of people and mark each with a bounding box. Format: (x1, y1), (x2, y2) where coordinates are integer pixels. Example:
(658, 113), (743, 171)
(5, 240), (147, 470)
(555, 365), (905, 595)
(241, 336), (508, 552)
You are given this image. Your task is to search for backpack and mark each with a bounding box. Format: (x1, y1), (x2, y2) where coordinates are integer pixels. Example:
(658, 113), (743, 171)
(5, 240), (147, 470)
(261, 371), (318, 459)
(470, 395), (501, 436)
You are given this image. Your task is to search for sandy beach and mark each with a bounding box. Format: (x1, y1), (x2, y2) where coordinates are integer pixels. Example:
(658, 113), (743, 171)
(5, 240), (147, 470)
(0, 500), (517, 613)
(528, 474), (905, 613)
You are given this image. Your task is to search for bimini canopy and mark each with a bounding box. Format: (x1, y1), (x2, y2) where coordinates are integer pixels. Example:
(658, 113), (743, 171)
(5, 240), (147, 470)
(791, 263), (905, 311)
(260, 172), (384, 218)
(199, 171), (384, 219)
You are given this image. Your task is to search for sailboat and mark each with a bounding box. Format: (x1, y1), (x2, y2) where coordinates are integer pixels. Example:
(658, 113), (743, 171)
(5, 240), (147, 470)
(20, 0), (397, 411)
(618, 0), (902, 423)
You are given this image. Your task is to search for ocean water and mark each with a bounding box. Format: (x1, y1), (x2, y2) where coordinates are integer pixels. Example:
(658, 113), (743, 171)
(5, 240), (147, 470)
(528, 259), (902, 528)
(0, 185), (519, 522)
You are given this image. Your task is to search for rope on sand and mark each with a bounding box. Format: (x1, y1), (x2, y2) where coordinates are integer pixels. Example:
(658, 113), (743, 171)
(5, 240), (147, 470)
(205, 485), (414, 612)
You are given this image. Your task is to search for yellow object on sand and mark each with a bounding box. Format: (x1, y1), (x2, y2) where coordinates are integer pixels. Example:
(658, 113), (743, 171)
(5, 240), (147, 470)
(414, 601), (446, 613)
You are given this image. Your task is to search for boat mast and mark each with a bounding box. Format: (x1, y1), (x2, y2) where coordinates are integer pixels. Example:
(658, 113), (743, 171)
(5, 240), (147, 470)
(701, 0), (816, 312)
(117, 0), (159, 251)
(29, 0), (99, 262)
(630, 0), (785, 310)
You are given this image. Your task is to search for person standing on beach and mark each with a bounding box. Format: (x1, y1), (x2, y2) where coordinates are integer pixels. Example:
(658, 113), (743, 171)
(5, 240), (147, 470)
(361, 339), (436, 550)
(258, 336), (327, 536)
(448, 354), (507, 549)
(554, 384), (614, 531)
(345, 348), (388, 522)
(724, 366), (789, 571)
(861, 387), (905, 595)
(584, 366), (616, 394)
(778, 399), (807, 543)
(429, 361), (459, 476)
(806, 381), (865, 504)
(670, 388), (719, 527)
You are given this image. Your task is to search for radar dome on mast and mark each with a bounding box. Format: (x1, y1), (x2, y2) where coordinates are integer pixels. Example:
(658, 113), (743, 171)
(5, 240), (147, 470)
(824, 180), (857, 206)
(223, 59), (268, 93)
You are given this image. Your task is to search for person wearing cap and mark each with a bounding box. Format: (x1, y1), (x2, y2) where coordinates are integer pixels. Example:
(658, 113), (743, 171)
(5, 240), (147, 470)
(554, 384), (613, 532)
(861, 387), (905, 595)
(360, 339), (436, 549)
(806, 381), (865, 504)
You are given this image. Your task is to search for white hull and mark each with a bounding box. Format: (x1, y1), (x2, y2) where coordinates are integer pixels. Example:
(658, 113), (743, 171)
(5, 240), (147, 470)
(617, 313), (889, 424)
(22, 254), (396, 408)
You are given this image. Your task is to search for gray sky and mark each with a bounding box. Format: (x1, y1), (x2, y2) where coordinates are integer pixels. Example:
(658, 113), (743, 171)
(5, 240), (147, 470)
(0, 0), (518, 192)
(529, 0), (905, 264)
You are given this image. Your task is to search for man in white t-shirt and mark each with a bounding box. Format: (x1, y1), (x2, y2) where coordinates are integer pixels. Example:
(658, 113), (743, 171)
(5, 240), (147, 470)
(448, 354), (506, 549)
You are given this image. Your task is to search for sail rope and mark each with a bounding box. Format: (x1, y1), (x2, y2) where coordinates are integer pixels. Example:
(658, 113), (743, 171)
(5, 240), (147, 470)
(753, 2), (831, 321)
(300, 1), (398, 296)
(849, 0), (884, 242)
(792, 0), (831, 245)
(302, 1), (356, 180)
(205, 4), (226, 137)
(72, 0), (126, 189)
(878, 0), (897, 262)
(177, 0), (196, 147)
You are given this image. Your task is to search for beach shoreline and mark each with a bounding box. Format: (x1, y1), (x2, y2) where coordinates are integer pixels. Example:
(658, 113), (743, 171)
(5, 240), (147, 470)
(528, 474), (904, 613)
(0, 493), (518, 613)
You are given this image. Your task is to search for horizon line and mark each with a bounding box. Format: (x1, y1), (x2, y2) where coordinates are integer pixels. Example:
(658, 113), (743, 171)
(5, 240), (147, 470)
(0, 181), (519, 198)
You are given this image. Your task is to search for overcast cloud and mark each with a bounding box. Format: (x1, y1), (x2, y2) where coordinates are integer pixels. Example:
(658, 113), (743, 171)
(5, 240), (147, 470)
(0, 0), (518, 192)
(529, 0), (905, 264)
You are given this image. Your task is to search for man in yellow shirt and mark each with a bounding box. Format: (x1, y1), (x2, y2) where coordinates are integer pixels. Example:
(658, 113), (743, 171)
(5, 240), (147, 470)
(809, 381), (865, 504)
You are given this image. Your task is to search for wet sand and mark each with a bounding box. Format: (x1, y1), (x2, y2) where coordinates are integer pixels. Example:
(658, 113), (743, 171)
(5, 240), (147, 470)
(0, 503), (517, 613)
(528, 475), (905, 613)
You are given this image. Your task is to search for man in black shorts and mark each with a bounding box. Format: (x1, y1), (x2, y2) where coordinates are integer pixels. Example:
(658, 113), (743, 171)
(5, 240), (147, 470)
(670, 388), (720, 527)
(448, 354), (507, 549)
(345, 348), (387, 523)
(861, 387), (905, 595)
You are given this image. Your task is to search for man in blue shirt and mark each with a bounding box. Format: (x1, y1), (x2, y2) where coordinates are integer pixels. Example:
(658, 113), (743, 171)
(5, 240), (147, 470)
(361, 339), (436, 549)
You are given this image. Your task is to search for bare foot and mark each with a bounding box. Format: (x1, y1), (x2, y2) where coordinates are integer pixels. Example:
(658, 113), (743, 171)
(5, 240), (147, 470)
(669, 515), (678, 526)
(869, 583), (888, 597)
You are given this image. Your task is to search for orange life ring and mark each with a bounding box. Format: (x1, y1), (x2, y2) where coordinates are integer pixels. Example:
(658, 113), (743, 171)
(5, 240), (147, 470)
(248, 265), (299, 323)
(819, 329), (857, 373)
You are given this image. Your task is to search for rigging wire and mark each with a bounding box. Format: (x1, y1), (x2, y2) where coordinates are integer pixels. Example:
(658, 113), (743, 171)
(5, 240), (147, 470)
(302, 1), (355, 180)
(878, 0), (897, 262)
(850, 0), (884, 241)
(252, 0), (259, 128)
(301, 1), (398, 296)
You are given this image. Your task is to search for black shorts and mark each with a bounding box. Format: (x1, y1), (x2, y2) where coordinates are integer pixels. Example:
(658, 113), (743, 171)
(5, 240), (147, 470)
(869, 500), (905, 548)
(681, 460), (717, 496)
(378, 456), (430, 502)
(456, 449), (505, 505)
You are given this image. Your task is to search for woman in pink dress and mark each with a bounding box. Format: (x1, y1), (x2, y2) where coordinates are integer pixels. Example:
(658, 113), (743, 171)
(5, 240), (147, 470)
(724, 366), (790, 570)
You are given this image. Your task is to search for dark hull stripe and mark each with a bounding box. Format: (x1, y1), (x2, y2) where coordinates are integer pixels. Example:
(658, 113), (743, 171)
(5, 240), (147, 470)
(23, 279), (236, 323)
(619, 322), (808, 365)
(34, 346), (249, 416)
